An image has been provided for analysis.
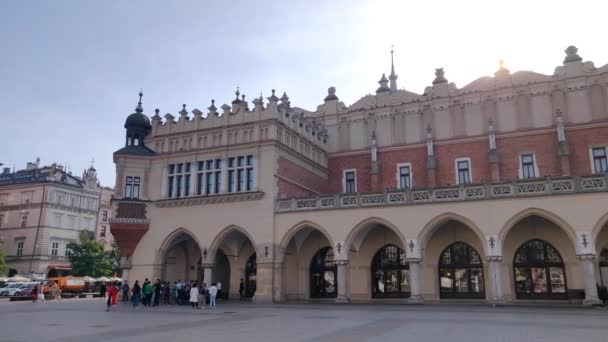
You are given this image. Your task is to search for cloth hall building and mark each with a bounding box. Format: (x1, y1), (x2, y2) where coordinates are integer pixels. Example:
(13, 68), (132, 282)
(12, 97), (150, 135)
(111, 46), (608, 305)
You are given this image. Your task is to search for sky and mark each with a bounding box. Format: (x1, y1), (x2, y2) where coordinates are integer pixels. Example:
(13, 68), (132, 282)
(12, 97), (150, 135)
(1, 0), (607, 187)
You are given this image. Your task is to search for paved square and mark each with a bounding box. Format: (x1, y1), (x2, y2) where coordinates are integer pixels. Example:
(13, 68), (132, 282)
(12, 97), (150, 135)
(0, 300), (607, 342)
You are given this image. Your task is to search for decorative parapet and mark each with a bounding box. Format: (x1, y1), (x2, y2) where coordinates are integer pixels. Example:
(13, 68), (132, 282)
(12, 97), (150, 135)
(109, 217), (150, 225)
(276, 175), (608, 213)
(155, 191), (264, 208)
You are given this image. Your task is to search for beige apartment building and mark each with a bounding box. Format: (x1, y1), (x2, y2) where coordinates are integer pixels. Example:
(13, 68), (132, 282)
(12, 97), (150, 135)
(111, 46), (608, 305)
(0, 162), (108, 277)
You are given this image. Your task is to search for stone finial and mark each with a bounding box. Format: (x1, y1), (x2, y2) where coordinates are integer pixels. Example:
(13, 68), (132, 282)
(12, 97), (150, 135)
(221, 104), (231, 112)
(324, 86), (338, 101)
(389, 47), (398, 92)
(152, 108), (162, 121)
(280, 92), (289, 103)
(179, 104), (188, 116)
(494, 59), (510, 77)
(376, 74), (390, 93)
(432, 68), (448, 84)
(208, 99), (217, 114)
(564, 45), (582, 64)
(267, 89), (279, 102)
(232, 86), (242, 104)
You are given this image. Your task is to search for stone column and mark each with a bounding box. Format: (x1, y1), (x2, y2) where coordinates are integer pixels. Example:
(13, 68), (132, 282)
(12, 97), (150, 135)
(273, 262), (284, 303)
(336, 260), (349, 303)
(558, 142), (571, 176)
(579, 255), (602, 306)
(486, 256), (505, 304)
(488, 150), (501, 182)
(407, 259), (423, 303)
(253, 262), (274, 303)
(203, 265), (214, 285)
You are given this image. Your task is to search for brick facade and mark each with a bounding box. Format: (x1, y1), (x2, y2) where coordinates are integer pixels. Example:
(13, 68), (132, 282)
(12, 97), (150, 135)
(277, 156), (327, 198)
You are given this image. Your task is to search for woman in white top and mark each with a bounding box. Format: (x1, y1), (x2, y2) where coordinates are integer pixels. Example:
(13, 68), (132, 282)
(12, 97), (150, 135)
(208, 283), (218, 308)
(189, 283), (199, 309)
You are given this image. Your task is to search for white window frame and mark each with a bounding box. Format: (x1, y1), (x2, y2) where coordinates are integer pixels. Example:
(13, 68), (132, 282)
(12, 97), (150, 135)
(518, 153), (539, 179)
(50, 240), (59, 256)
(590, 146), (608, 174)
(454, 157), (472, 185)
(16, 239), (24, 256)
(342, 169), (357, 193)
(396, 162), (413, 189)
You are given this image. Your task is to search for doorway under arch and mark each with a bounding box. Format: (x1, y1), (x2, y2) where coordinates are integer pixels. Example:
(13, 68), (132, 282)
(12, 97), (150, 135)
(244, 253), (256, 298)
(438, 241), (485, 299)
(513, 239), (567, 299)
(161, 230), (202, 283)
(371, 244), (410, 298)
(310, 246), (337, 299)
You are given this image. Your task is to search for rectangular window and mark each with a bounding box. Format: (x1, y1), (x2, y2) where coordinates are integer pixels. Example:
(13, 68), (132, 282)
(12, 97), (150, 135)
(102, 210), (108, 222)
(520, 153), (536, 179)
(228, 155), (254, 193)
(0, 214), (3, 228)
(176, 175), (182, 198)
(197, 173), (204, 195)
(16, 241), (24, 256)
(51, 241), (59, 256)
(168, 176), (174, 198)
(184, 174), (191, 196)
(196, 159), (222, 196)
(344, 170), (356, 193)
(592, 147), (608, 174)
(455, 158), (471, 185)
(65, 244), (72, 256)
(397, 164), (411, 189)
(206, 173), (213, 195)
(21, 215), (27, 228)
(100, 226), (106, 237)
(124, 176), (140, 199)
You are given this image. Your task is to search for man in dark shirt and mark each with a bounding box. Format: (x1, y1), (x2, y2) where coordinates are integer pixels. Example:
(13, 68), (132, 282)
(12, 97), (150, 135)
(153, 279), (161, 306)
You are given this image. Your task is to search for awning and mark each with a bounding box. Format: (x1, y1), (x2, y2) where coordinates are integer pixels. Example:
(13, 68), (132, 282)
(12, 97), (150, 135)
(48, 265), (72, 271)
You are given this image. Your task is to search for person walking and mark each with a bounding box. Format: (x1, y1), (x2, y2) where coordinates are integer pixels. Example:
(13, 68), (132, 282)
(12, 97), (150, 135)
(153, 279), (161, 307)
(132, 280), (141, 308)
(31, 283), (38, 303)
(198, 283), (206, 308)
(106, 282), (118, 312)
(37, 282), (45, 303)
(122, 281), (130, 302)
(50, 282), (58, 301)
(216, 281), (222, 300)
(143, 280), (153, 307)
(189, 282), (199, 309)
(239, 279), (244, 301)
(99, 282), (107, 301)
(208, 283), (218, 309)
(163, 281), (171, 305)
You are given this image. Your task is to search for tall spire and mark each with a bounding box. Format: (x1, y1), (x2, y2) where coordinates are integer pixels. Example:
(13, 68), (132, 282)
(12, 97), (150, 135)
(135, 90), (143, 113)
(389, 46), (398, 92)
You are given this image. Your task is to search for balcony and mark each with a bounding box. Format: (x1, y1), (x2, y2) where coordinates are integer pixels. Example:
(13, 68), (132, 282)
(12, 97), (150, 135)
(276, 175), (608, 213)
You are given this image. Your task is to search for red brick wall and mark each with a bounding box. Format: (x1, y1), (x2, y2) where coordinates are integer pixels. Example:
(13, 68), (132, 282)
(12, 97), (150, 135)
(327, 154), (371, 193)
(277, 156), (327, 198)
(324, 125), (608, 195)
(496, 132), (560, 181)
(568, 127), (608, 176)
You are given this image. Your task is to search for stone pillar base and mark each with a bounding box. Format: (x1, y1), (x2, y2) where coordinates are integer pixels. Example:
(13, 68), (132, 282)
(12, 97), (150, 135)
(583, 298), (603, 306)
(408, 295), (423, 304)
(335, 297), (350, 303)
(252, 294), (273, 304)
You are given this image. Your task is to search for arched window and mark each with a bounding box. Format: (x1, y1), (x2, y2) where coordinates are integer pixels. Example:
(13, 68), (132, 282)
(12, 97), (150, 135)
(310, 247), (337, 298)
(371, 244), (409, 298)
(438, 242), (484, 299)
(513, 239), (567, 299)
(244, 253), (256, 298)
(599, 247), (608, 286)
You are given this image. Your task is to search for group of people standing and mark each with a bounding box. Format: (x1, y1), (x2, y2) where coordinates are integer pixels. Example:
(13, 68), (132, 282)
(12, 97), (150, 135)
(31, 281), (62, 303)
(108, 279), (221, 310)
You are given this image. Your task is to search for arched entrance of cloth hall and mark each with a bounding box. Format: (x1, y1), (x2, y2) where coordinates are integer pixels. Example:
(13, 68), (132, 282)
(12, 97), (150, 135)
(418, 214), (487, 301)
(344, 217), (408, 301)
(159, 228), (203, 283)
(500, 209), (579, 301)
(279, 221), (336, 300)
(207, 225), (257, 300)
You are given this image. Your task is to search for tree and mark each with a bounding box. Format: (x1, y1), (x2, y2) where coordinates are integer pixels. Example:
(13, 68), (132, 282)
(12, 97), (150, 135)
(108, 241), (122, 277)
(67, 231), (113, 277)
(0, 240), (7, 276)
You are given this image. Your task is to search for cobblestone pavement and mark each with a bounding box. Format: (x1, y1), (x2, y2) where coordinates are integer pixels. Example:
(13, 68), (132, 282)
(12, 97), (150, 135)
(0, 299), (607, 342)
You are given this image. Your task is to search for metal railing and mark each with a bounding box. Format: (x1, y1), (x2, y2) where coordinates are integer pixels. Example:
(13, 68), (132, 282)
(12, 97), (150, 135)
(276, 175), (608, 212)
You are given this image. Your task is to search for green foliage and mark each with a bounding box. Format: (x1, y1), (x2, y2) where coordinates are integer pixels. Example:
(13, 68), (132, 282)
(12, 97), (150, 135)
(0, 240), (6, 276)
(67, 231), (113, 277)
(109, 241), (122, 277)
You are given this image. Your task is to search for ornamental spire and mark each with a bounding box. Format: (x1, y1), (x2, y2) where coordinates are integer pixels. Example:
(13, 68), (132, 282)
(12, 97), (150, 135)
(135, 90), (143, 113)
(389, 46), (398, 92)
